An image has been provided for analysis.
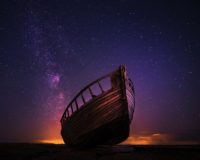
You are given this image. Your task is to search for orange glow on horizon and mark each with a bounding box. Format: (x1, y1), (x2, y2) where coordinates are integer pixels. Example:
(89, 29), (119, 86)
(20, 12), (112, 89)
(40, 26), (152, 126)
(36, 132), (198, 145)
(37, 139), (64, 144)
(122, 133), (198, 145)
(122, 133), (170, 145)
(34, 115), (64, 144)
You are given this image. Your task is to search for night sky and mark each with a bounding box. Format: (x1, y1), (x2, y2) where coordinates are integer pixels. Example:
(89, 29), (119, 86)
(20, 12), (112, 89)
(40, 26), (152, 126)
(0, 0), (200, 144)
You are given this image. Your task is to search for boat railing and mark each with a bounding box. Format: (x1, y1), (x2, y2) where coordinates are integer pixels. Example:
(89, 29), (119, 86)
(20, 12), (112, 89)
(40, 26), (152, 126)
(61, 70), (117, 123)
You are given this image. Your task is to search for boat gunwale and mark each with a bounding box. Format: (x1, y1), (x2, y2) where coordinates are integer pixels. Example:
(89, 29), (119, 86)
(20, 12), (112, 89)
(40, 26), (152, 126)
(60, 67), (122, 123)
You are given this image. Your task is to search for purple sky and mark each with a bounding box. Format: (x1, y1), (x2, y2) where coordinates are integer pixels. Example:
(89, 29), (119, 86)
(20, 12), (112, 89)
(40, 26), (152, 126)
(0, 0), (200, 144)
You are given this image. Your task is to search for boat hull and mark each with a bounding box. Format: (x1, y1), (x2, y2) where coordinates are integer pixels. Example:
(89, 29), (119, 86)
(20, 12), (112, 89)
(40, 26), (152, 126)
(61, 65), (135, 148)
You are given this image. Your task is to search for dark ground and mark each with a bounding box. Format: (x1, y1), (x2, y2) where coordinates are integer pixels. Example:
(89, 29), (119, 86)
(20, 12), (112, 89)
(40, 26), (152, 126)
(0, 144), (199, 160)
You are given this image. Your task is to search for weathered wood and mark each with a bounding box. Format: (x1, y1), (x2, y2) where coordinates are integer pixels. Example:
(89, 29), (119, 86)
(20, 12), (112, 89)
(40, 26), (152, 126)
(61, 65), (135, 148)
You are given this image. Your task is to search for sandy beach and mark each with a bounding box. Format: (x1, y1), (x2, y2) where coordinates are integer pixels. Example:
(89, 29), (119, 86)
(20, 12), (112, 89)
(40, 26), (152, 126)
(0, 144), (200, 160)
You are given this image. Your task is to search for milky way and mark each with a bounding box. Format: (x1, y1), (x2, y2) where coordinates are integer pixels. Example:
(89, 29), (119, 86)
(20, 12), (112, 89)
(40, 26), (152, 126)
(23, 4), (70, 140)
(25, 6), (66, 118)
(0, 0), (200, 144)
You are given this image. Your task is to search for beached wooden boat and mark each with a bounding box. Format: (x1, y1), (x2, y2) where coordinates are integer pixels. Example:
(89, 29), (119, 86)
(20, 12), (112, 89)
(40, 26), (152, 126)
(60, 65), (135, 147)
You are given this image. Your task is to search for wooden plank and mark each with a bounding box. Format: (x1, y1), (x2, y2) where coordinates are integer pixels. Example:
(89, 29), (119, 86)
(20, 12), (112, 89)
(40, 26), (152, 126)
(81, 94), (86, 104)
(98, 81), (104, 93)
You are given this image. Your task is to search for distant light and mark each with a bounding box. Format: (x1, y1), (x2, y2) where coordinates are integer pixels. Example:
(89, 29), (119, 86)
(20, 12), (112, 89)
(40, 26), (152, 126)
(37, 139), (64, 144)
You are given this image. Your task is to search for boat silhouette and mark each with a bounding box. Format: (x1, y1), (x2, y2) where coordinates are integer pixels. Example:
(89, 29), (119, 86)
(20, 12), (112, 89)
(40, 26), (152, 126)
(60, 65), (135, 147)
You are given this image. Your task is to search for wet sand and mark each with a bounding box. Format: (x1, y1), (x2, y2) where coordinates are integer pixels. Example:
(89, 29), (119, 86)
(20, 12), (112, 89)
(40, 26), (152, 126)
(0, 143), (199, 160)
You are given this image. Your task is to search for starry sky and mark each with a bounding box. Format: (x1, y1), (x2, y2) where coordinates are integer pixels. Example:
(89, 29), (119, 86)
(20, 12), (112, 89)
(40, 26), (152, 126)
(0, 0), (200, 144)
